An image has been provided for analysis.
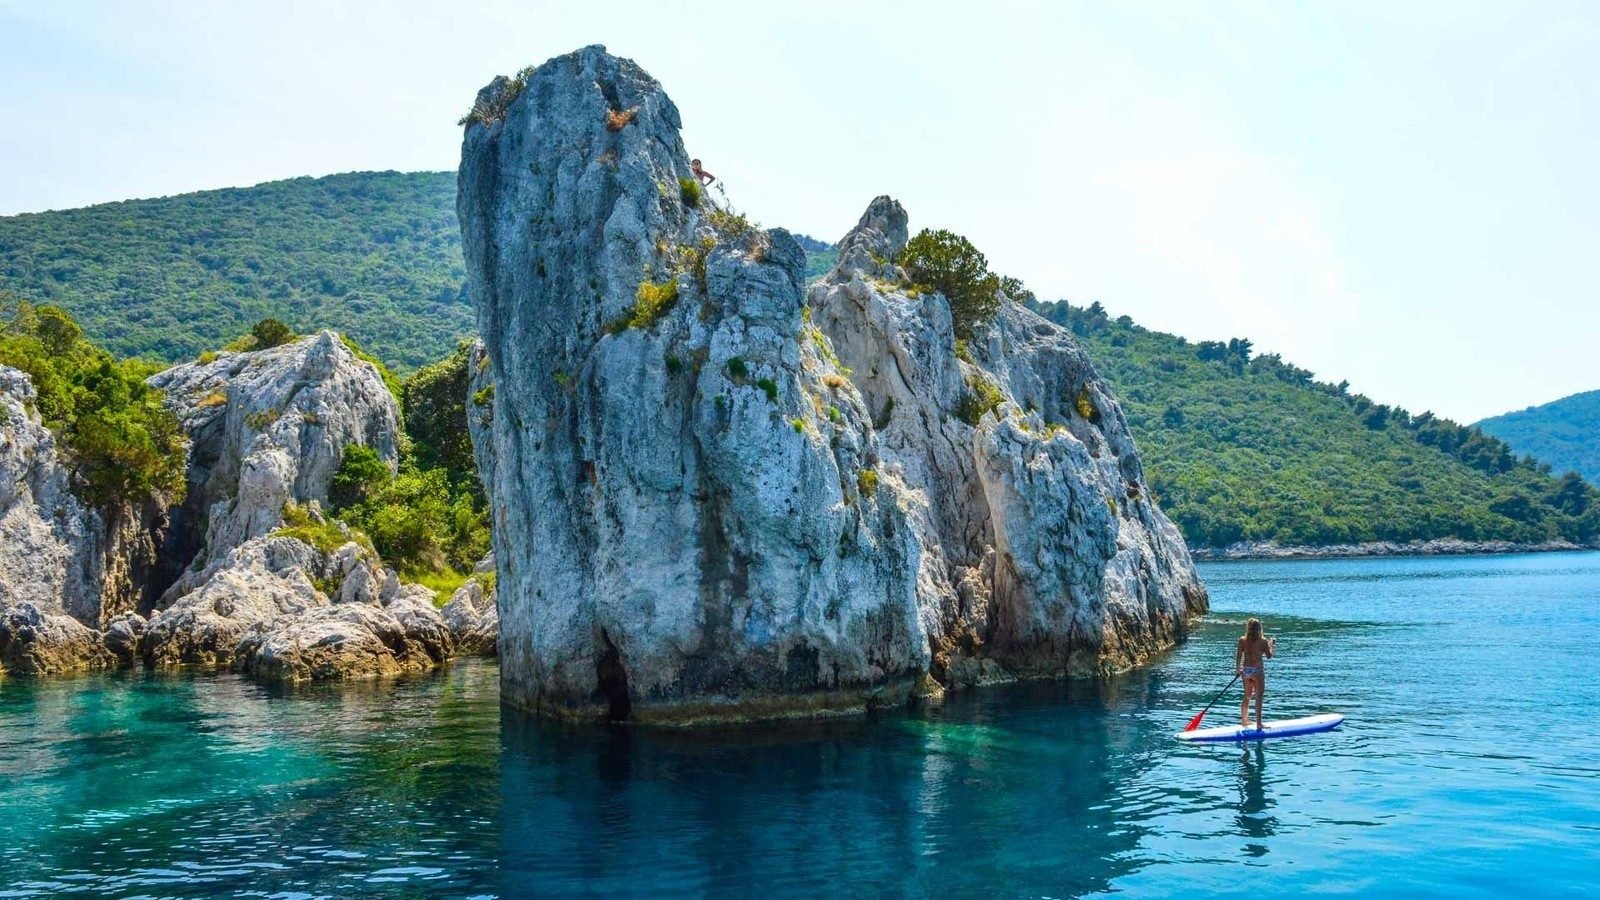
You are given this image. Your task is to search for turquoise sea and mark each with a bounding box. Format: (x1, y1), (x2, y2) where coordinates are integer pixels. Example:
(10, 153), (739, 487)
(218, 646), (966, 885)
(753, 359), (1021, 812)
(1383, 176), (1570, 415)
(3, 552), (1598, 897)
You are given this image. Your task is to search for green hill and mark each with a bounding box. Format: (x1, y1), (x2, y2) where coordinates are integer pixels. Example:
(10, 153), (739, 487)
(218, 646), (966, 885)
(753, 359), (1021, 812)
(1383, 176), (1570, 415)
(0, 171), (468, 371)
(1029, 300), (1598, 548)
(4, 172), (1593, 549)
(1477, 390), (1600, 486)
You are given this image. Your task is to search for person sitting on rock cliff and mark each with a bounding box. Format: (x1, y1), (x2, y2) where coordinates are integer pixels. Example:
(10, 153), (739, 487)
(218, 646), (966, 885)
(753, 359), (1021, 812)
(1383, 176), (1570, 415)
(690, 158), (716, 186)
(1235, 618), (1276, 728)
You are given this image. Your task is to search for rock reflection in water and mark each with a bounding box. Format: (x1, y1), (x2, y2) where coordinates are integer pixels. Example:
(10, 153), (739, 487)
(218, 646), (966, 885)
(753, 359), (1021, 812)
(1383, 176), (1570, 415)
(495, 676), (1164, 897)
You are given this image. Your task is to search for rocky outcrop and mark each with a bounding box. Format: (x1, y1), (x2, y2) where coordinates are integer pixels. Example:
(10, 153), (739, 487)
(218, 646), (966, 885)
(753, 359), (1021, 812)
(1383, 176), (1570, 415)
(460, 46), (1205, 723)
(144, 535), (334, 669)
(235, 585), (451, 682)
(142, 531), (455, 680)
(442, 574), (498, 656)
(148, 330), (401, 601)
(0, 305), (485, 683)
(811, 198), (1206, 683)
(121, 331), (466, 682)
(131, 332), (467, 682)
(0, 602), (115, 676)
(0, 366), (166, 674)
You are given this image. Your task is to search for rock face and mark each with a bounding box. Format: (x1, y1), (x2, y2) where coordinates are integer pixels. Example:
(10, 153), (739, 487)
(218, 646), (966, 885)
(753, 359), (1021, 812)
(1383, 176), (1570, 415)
(132, 332), (465, 680)
(442, 574), (498, 656)
(140, 529), (456, 680)
(460, 46), (1205, 723)
(148, 330), (402, 600)
(0, 366), (165, 674)
(812, 199), (1207, 682)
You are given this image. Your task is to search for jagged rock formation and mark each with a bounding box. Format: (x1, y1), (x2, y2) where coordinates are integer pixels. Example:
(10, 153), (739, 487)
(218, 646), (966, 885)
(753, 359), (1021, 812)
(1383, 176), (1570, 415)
(443, 572), (499, 656)
(0, 366), (166, 675)
(460, 46), (1205, 723)
(133, 332), (468, 680)
(140, 533), (455, 679)
(1, 331), (488, 681)
(149, 330), (401, 599)
(0, 603), (115, 676)
(813, 198), (1206, 681)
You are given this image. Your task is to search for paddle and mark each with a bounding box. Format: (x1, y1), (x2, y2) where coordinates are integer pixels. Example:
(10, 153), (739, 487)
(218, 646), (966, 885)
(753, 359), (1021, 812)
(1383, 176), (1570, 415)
(1183, 673), (1240, 732)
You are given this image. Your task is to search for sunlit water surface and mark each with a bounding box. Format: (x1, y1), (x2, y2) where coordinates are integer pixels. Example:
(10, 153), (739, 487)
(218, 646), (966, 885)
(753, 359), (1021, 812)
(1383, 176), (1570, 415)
(3, 552), (1598, 897)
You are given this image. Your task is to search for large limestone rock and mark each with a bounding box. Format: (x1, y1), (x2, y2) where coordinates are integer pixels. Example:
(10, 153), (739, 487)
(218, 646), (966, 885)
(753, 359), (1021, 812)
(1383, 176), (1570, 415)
(148, 330), (401, 601)
(0, 366), (164, 674)
(460, 46), (1205, 723)
(464, 47), (923, 723)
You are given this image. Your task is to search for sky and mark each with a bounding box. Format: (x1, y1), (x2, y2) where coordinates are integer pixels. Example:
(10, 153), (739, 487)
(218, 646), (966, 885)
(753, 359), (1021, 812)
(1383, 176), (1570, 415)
(1, 1), (1596, 423)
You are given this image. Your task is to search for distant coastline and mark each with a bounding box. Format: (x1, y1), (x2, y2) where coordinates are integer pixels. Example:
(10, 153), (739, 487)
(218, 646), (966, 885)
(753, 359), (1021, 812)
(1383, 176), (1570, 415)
(1192, 537), (1599, 561)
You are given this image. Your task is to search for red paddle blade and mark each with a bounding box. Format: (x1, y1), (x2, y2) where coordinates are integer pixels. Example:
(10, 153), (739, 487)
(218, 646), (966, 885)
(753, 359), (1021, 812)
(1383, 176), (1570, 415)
(1183, 710), (1207, 732)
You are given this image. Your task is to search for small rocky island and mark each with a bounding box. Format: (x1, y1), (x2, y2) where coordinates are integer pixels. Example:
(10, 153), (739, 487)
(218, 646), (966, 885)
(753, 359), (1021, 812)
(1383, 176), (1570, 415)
(0, 332), (495, 679)
(460, 46), (1206, 723)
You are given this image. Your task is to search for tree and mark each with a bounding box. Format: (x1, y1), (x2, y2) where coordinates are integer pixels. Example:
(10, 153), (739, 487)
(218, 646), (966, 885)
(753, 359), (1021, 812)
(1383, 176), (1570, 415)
(250, 317), (297, 350)
(401, 340), (479, 498)
(898, 229), (1002, 340)
(0, 300), (186, 509)
(329, 444), (392, 510)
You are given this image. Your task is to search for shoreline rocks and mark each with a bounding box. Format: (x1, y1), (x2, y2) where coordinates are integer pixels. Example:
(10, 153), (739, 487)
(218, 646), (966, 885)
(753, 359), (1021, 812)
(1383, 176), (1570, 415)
(1192, 538), (1598, 561)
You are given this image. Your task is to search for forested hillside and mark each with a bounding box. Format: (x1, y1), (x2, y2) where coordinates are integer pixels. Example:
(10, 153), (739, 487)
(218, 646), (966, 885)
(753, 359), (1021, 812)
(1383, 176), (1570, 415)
(4, 171), (1592, 550)
(1030, 300), (1598, 548)
(0, 172), (467, 370)
(1476, 390), (1600, 486)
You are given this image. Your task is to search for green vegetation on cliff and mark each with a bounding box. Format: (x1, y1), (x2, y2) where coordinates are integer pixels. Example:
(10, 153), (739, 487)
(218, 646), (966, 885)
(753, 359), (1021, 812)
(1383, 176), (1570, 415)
(1029, 300), (1600, 548)
(0, 172), (468, 371)
(1476, 390), (1600, 486)
(327, 338), (488, 592)
(0, 298), (185, 508)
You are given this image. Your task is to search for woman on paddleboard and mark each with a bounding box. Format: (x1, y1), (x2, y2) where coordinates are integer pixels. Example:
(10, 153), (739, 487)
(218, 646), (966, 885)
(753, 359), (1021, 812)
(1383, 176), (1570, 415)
(1235, 619), (1275, 728)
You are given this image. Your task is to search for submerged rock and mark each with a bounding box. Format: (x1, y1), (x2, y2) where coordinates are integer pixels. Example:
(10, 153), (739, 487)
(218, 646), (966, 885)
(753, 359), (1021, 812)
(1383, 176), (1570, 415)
(460, 46), (1204, 723)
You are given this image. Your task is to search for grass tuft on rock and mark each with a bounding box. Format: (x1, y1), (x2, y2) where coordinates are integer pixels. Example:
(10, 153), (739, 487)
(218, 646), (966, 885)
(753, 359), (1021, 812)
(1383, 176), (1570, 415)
(609, 279), (680, 333)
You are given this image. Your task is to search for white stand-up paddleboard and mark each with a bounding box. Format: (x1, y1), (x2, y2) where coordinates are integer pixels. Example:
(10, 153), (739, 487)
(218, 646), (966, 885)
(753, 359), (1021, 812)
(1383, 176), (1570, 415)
(1176, 713), (1345, 743)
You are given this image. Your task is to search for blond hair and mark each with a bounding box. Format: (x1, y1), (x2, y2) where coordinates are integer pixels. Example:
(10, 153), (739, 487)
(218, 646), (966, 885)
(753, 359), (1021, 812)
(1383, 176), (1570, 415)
(1245, 618), (1263, 640)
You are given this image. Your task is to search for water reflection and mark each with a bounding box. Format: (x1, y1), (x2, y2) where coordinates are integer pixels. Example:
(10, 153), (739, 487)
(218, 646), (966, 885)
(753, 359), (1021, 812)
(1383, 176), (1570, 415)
(496, 675), (1178, 897)
(1236, 743), (1275, 855)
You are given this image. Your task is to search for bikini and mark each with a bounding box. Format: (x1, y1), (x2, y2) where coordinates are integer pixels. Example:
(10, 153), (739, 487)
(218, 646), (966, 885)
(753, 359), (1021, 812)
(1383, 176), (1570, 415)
(1241, 665), (1262, 677)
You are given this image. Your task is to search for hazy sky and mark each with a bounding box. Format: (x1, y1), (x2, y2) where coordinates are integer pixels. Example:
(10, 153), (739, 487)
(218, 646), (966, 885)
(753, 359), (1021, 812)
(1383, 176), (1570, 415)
(2, 1), (1596, 422)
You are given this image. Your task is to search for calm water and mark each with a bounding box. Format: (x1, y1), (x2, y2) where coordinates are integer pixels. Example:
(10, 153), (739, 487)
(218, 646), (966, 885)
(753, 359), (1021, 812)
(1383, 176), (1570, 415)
(3, 552), (1598, 897)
